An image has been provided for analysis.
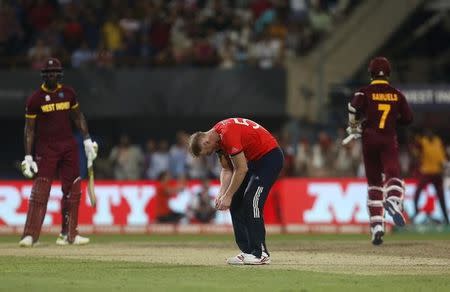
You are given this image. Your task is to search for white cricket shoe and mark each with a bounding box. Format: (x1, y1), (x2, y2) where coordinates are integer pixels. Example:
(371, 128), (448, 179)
(226, 253), (247, 265)
(56, 234), (90, 246)
(384, 197), (406, 227)
(243, 252), (271, 265)
(19, 235), (34, 247)
(371, 225), (384, 246)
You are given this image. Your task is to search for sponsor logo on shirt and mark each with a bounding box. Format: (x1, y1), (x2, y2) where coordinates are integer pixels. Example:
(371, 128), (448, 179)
(41, 101), (70, 113)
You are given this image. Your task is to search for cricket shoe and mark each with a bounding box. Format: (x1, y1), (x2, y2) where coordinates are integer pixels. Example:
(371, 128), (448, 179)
(371, 225), (384, 246)
(56, 234), (90, 245)
(243, 252), (271, 265)
(19, 235), (34, 247)
(384, 197), (406, 227)
(226, 253), (248, 265)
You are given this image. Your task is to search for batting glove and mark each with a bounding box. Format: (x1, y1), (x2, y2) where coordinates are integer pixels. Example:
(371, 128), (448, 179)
(21, 155), (38, 179)
(84, 138), (98, 162)
(346, 124), (362, 137)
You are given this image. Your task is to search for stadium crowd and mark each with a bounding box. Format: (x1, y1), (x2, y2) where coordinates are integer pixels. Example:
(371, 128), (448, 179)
(94, 126), (450, 181)
(0, 0), (356, 69)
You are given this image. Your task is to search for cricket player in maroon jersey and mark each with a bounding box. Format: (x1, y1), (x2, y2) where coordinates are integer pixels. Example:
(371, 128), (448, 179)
(19, 58), (98, 247)
(346, 57), (413, 245)
(188, 118), (283, 265)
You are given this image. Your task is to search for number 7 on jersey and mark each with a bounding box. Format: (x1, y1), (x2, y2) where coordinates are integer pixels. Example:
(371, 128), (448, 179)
(377, 103), (391, 129)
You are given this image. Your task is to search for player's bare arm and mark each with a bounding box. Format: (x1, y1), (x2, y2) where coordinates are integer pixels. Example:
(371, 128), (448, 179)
(216, 152), (248, 210)
(70, 106), (90, 139)
(24, 117), (35, 156)
(216, 151), (233, 203)
(21, 117), (38, 178)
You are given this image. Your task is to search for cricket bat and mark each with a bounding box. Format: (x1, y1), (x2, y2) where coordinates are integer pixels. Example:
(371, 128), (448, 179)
(87, 159), (96, 207)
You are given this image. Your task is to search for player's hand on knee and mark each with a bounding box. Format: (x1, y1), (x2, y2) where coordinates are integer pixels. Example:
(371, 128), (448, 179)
(84, 138), (98, 161)
(21, 155), (38, 178)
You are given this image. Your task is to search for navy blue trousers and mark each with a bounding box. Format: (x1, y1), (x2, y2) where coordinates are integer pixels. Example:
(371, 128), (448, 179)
(230, 147), (284, 257)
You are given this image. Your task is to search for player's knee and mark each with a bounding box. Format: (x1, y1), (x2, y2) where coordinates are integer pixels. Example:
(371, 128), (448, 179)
(71, 177), (82, 198)
(244, 184), (265, 219)
(30, 177), (52, 203)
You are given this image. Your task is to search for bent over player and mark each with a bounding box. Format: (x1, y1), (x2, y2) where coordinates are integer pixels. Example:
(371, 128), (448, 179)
(346, 57), (413, 245)
(19, 58), (98, 247)
(189, 118), (283, 265)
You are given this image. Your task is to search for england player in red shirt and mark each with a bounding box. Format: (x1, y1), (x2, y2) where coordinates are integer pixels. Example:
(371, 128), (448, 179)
(189, 118), (283, 265)
(346, 57), (413, 245)
(19, 58), (98, 247)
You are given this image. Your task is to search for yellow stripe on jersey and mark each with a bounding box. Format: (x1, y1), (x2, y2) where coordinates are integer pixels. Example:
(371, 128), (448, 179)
(25, 114), (37, 118)
(370, 80), (389, 85)
(71, 103), (79, 109)
(41, 83), (62, 93)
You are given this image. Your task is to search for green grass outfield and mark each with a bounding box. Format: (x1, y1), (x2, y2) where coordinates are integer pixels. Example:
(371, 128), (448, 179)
(1, 233), (450, 292)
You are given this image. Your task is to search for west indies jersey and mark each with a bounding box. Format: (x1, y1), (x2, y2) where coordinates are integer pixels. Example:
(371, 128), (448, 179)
(350, 80), (413, 135)
(213, 118), (278, 161)
(25, 84), (79, 143)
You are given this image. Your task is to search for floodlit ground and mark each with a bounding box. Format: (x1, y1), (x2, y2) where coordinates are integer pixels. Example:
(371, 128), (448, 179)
(1, 233), (450, 291)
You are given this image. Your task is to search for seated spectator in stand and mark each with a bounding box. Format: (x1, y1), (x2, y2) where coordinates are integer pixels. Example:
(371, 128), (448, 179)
(219, 37), (236, 69)
(63, 12), (84, 51)
(148, 140), (170, 179)
(102, 14), (124, 54)
(28, 38), (52, 70)
(192, 36), (218, 67)
(169, 131), (189, 178)
(109, 134), (144, 180)
(0, 3), (24, 56)
(249, 31), (283, 69)
(187, 179), (216, 223)
(28, 0), (56, 33)
(154, 171), (184, 223)
(144, 138), (157, 179)
(71, 41), (95, 68)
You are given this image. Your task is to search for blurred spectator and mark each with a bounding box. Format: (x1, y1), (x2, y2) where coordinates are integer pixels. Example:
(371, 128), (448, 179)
(63, 11), (84, 51)
(28, 38), (52, 70)
(249, 32), (283, 69)
(102, 14), (123, 53)
(71, 41), (94, 68)
(307, 131), (333, 177)
(144, 138), (157, 179)
(0, 0), (356, 68)
(28, 0), (56, 33)
(169, 131), (189, 178)
(218, 37), (236, 69)
(154, 171), (184, 223)
(109, 134), (144, 180)
(193, 37), (218, 67)
(81, 7), (101, 50)
(0, 3), (24, 56)
(412, 130), (449, 224)
(187, 154), (208, 179)
(309, 0), (332, 37)
(147, 140), (170, 180)
(187, 179), (216, 223)
(294, 138), (310, 176)
(95, 42), (115, 68)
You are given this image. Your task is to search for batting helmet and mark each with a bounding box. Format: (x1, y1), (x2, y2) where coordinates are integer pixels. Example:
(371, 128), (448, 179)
(368, 56), (391, 78)
(41, 57), (63, 83)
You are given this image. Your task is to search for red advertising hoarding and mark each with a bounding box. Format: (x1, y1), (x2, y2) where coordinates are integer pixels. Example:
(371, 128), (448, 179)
(0, 179), (448, 234)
